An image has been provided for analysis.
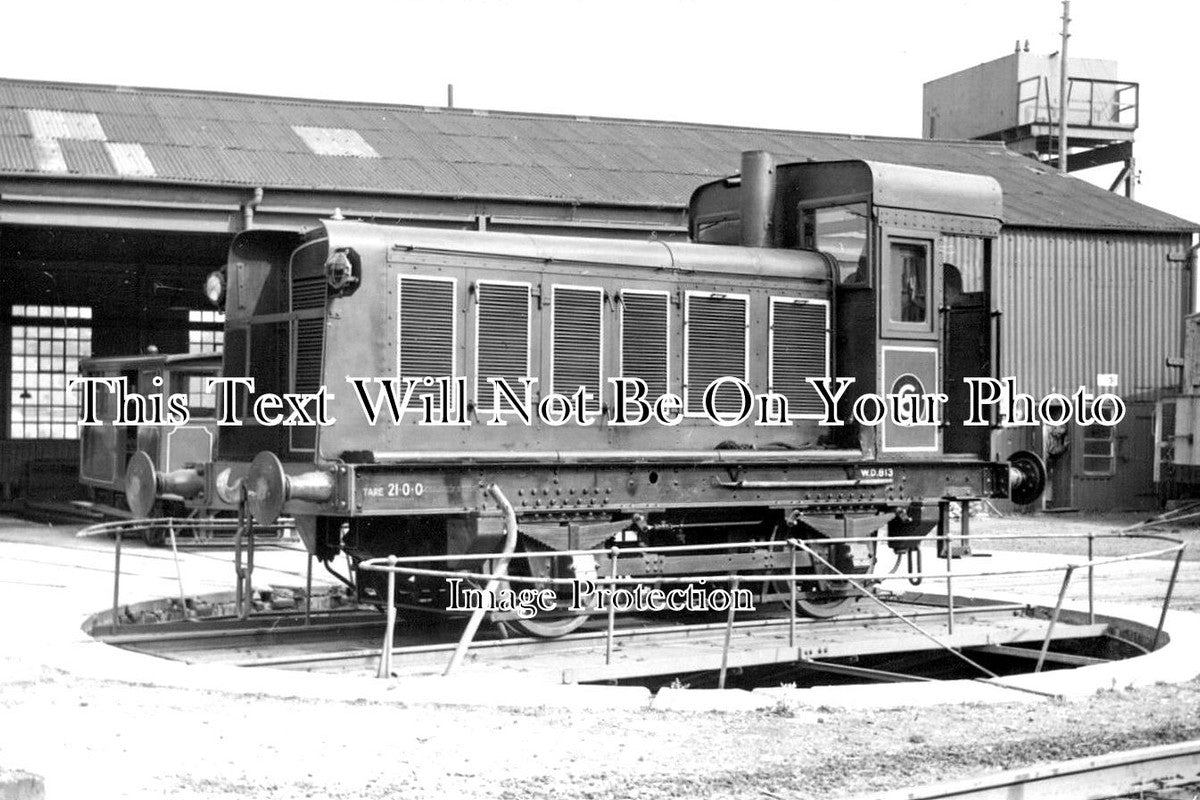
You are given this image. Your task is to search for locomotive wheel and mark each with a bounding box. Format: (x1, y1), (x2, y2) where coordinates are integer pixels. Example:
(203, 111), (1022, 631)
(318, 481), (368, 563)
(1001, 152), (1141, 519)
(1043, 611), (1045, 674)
(502, 539), (592, 638)
(768, 528), (876, 619)
(142, 500), (167, 547)
(143, 525), (167, 547)
(793, 593), (854, 619)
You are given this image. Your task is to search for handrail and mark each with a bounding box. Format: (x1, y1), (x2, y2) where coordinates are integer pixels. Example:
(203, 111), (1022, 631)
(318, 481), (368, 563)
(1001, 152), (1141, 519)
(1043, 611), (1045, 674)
(98, 516), (301, 630)
(96, 513), (1187, 687)
(360, 526), (1187, 688)
(77, 517), (295, 538)
(359, 532), (1186, 585)
(790, 537), (1057, 699)
(1015, 75), (1138, 128)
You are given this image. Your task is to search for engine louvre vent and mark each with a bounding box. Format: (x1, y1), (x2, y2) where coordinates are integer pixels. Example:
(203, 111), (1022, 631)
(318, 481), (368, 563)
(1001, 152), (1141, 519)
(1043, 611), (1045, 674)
(399, 277), (456, 394)
(291, 271), (327, 397)
(685, 294), (748, 415)
(291, 275), (327, 311)
(293, 318), (325, 395)
(620, 291), (669, 399)
(552, 286), (602, 408)
(476, 281), (530, 409)
(770, 299), (829, 416)
(290, 266), (327, 453)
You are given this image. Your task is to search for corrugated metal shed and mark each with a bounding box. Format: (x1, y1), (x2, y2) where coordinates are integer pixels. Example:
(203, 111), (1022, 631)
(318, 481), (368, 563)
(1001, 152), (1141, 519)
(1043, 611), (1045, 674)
(995, 228), (1192, 400)
(0, 77), (1194, 233)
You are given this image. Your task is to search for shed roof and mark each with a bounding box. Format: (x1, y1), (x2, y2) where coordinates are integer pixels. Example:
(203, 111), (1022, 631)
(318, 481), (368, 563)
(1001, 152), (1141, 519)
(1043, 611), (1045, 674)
(0, 77), (1194, 233)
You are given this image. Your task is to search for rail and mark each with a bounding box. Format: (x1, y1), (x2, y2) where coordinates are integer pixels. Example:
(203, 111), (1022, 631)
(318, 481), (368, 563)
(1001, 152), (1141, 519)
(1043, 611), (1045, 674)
(845, 738), (1200, 800)
(359, 513), (1187, 689)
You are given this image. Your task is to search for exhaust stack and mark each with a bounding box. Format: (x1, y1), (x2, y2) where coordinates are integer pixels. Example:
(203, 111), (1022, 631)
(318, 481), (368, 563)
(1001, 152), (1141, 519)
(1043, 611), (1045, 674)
(739, 150), (776, 247)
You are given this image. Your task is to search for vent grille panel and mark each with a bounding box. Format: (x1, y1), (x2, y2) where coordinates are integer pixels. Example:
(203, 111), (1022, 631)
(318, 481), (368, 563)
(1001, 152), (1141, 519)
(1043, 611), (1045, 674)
(686, 295), (747, 415)
(290, 268), (326, 453)
(771, 300), (828, 416)
(476, 282), (530, 409)
(291, 275), (327, 311)
(552, 287), (602, 407)
(399, 278), (455, 401)
(621, 292), (669, 399)
(294, 318), (325, 395)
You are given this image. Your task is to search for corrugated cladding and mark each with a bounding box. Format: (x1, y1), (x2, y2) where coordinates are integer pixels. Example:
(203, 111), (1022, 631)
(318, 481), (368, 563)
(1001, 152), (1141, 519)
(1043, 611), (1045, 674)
(0, 78), (1194, 232)
(995, 228), (1193, 400)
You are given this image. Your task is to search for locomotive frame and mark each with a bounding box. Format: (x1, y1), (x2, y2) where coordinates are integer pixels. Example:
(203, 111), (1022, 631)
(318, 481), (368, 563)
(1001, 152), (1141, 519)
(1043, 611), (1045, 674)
(126, 153), (1045, 635)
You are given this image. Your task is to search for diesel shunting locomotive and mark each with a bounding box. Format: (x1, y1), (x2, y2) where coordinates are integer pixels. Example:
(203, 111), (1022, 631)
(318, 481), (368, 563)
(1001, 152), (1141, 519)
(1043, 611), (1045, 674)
(125, 153), (1046, 636)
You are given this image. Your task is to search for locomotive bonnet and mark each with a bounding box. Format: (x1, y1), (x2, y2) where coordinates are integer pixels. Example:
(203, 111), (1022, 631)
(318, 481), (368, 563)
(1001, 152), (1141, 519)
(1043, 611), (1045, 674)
(129, 152), (1046, 636)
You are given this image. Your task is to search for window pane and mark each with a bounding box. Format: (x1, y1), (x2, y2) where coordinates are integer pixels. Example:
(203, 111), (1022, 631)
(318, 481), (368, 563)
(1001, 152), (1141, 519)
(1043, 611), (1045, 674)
(941, 235), (985, 294)
(9, 306), (91, 439)
(813, 204), (869, 285)
(891, 243), (928, 323)
(1081, 423), (1115, 475)
(188, 310), (225, 354)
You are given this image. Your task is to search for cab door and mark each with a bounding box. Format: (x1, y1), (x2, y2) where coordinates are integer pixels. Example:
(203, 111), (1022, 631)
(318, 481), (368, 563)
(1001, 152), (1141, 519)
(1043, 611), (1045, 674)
(940, 237), (993, 458)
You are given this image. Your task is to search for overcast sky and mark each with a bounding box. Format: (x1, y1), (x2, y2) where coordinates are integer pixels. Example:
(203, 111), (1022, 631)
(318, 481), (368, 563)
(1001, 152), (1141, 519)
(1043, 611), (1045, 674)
(2, 0), (1196, 226)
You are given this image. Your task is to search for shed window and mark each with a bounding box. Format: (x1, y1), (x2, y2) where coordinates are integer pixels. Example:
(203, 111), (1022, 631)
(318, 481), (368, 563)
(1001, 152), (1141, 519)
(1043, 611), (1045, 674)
(1082, 424), (1116, 476)
(188, 310), (225, 354)
(684, 293), (748, 416)
(475, 281), (531, 412)
(551, 286), (602, 411)
(9, 305), (92, 439)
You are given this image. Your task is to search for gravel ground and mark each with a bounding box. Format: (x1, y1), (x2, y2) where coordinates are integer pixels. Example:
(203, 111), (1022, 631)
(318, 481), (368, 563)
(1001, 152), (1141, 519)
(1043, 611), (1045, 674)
(1, 665), (1198, 799)
(1, 511), (1198, 799)
(977, 510), (1200, 562)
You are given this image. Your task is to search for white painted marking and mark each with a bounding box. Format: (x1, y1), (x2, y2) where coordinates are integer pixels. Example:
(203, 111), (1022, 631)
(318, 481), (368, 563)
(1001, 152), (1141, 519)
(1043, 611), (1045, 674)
(292, 126), (379, 158)
(104, 142), (156, 178)
(23, 108), (158, 177)
(25, 109), (106, 141)
(30, 137), (67, 172)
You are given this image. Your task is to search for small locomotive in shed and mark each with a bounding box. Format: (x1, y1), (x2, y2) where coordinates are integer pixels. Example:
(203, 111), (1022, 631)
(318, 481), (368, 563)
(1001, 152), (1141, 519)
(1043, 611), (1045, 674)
(127, 153), (1046, 636)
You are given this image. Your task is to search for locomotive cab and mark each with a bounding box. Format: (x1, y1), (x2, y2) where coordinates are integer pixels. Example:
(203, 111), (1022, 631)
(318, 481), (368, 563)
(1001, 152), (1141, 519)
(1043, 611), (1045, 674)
(691, 155), (1002, 461)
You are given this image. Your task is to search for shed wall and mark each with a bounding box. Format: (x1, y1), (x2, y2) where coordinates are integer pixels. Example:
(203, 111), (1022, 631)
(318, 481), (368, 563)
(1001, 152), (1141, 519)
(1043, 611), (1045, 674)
(995, 227), (1191, 402)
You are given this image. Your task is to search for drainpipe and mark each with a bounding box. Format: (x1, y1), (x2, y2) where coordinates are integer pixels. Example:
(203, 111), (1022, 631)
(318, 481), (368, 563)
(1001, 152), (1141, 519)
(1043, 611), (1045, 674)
(1189, 242), (1200, 315)
(242, 187), (264, 230)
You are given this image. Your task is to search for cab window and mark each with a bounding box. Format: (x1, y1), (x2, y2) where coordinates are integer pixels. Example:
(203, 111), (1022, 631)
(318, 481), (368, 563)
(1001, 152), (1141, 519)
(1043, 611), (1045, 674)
(807, 203), (869, 285)
(891, 242), (928, 323)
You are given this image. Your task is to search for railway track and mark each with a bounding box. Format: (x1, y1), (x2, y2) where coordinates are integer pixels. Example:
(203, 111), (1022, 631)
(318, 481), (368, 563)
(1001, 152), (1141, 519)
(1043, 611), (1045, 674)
(849, 739), (1200, 800)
